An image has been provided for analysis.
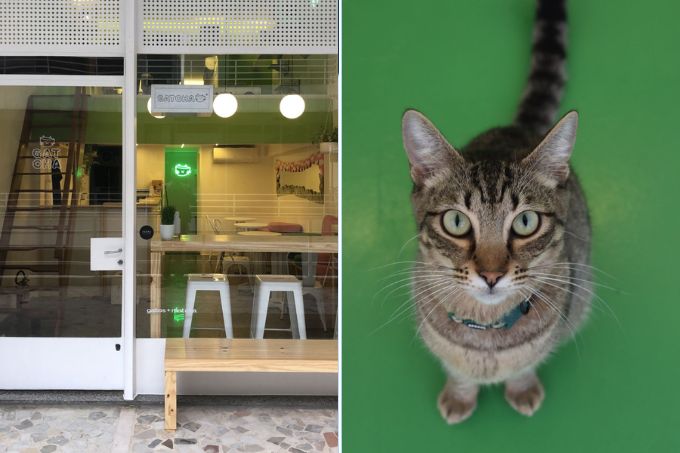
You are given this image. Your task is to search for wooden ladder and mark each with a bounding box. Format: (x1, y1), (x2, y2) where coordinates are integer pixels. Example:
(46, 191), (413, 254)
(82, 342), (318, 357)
(0, 90), (88, 335)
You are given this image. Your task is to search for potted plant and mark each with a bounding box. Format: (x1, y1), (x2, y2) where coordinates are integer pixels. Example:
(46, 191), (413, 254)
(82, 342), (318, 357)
(160, 205), (177, 240)
(316, 126), (338, 153)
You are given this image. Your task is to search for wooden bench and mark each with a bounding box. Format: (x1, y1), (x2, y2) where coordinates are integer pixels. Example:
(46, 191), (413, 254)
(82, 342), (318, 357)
(164, 338), (338, 430)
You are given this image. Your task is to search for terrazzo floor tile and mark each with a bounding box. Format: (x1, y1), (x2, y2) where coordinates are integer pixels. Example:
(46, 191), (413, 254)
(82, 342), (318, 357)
(0, 403), (338, 453)
(0, 405), (120, 453)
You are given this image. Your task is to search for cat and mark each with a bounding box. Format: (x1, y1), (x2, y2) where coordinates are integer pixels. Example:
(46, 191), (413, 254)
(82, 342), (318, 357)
(401, 0), (592, 423)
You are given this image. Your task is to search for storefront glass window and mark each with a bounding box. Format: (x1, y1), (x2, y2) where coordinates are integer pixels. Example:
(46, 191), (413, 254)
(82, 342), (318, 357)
(135, 54), (338, 340)
(0, 85), (123, 337)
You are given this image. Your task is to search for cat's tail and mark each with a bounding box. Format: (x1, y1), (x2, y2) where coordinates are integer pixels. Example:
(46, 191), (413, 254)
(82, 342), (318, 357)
(514, 0), (568, 135)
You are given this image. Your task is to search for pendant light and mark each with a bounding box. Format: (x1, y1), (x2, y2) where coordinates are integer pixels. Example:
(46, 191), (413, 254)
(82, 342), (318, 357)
(279, 94), (305, 119)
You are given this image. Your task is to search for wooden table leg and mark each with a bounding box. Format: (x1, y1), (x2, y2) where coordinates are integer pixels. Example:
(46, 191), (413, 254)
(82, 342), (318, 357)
(164, 370), (177, 430)
(150, 251), (162, 338)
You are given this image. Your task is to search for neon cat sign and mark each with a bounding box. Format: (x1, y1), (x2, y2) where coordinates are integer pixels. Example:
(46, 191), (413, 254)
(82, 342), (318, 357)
(174, 163), (192, 177)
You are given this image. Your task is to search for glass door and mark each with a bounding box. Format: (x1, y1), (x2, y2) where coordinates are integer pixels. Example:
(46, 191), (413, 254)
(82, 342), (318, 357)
(0, 83), (125, 389)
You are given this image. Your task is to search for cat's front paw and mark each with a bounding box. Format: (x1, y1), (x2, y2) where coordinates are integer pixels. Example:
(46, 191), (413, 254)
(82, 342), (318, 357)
(504, 374), (544, 416)
(437, 383), (478, 424)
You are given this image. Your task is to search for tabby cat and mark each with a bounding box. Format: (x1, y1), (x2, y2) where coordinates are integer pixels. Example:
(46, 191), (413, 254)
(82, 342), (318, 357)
(401, 0), (592, 423)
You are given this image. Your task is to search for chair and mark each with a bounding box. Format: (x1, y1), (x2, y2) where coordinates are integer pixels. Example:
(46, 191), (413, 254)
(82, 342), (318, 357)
(183, 274), (233, 338)
(294, 215), (337, 333)
(264, 222), (304, 233)
(317, 215), (338, 284)
(250, 275), (306, 339)
(301, 254), (328, 332)
(206, 215), (252, 276)
(222, 254), (254, 288)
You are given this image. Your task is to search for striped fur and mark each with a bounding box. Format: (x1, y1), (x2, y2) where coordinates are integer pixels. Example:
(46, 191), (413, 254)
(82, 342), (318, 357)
(514, 0), (569, 135)
(400, 0), (591, 423)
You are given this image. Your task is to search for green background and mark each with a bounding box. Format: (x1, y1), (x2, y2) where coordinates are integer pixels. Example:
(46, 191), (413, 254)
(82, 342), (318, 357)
(164, 147), (198, 233)
(342, 0), (680, 451)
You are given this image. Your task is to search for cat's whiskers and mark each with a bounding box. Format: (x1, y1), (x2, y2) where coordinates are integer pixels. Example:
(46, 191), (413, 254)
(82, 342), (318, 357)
(562, 229), (590, 243)
(397, 233), (422, 257)
(528, 275), (622, 329)
(529, 273), (618, 315)
(377, 268), (454, 283)
(414, 286), (465, 339)
(368, 260), (452, 272)
(373, 283), (455, 336)
(528, 276), (609, 318)
(524, 283), (583, 360)
(370, 278), (454, 334)
(374, 268), (457, 308)
(527, 261), (616, 279)
(529, 272), (617, 291)
(374, 272), (451, 300)
(376, 274), (452, 314)
(518, 288), (545, 327)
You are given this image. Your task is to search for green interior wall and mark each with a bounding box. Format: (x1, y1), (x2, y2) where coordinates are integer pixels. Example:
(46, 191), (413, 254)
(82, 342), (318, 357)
(164, 147), (198, 234)
(29, 95), (332, 145)
(343, 0), (680, 451)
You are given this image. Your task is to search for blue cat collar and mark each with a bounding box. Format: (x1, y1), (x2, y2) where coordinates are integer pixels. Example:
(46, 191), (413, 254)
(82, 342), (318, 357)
(447, 299), (531, 330)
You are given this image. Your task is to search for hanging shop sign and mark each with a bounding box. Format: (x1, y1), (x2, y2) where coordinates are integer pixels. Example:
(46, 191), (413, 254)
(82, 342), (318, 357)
(150, 85), (214, 113)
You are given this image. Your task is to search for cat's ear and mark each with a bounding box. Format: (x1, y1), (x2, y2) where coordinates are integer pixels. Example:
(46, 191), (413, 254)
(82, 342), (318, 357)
(523, 111), (578, 186)
(402, 110), (462, 185)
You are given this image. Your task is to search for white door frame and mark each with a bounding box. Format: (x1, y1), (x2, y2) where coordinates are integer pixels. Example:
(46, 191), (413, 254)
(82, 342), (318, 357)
(121, 0), (137, 400)
(0, 73), (130, 392)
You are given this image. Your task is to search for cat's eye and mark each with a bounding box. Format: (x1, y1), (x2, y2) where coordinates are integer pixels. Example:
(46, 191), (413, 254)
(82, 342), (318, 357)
(441, 210), (471, 237)
(512, 210), (540, 236)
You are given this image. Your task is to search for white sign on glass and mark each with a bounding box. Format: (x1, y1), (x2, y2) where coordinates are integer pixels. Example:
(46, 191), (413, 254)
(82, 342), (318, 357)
(150, 85), (214, 113)
(90, 238), (124, 271)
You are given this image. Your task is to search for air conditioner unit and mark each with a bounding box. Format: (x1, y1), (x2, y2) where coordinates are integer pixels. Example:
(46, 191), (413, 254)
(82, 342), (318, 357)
(212, 145), (262, 163)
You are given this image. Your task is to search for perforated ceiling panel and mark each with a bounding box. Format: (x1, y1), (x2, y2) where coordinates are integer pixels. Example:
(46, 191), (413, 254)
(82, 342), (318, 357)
(0, 0), (122, 57)
(140, 0), (338, 54)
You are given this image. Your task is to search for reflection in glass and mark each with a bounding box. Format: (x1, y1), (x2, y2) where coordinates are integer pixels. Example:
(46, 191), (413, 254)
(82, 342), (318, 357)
(0, 86), (122, 337)
(135, 54), (338, 340)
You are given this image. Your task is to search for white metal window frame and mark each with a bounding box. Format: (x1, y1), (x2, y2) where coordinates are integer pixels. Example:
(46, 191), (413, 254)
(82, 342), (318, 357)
(0, 73), (130, 393)
(0, 0), (339, 399)
(0, 0), (136, 397)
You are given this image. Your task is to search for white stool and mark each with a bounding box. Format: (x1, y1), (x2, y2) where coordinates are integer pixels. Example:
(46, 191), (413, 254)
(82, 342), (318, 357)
(184, 274), (233, 339)
(250, 275), (306, 340)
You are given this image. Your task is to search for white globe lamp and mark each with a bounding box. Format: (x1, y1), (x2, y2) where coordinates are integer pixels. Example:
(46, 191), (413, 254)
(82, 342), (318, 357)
(147, 98), (165, 119)
(213, 93), (238, 118)
(279, 94), (305, 119)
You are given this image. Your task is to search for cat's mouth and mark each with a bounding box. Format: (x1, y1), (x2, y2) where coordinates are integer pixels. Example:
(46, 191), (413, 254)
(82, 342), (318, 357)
(470, 289), (514, 306)
(468, 276), (515, 305)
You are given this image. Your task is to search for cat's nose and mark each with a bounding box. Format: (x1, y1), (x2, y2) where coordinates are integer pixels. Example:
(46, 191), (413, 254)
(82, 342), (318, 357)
(479, 271), (505, 288)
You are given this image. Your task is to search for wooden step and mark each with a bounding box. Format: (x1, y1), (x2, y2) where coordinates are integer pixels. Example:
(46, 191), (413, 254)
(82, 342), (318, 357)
(0, 264), (59, 273)
(13, 172), (56, 176)
(29, 108), (75, 114)
(8, 207), (61, 212)
(13, 189), (76, 193)
(17, 155), (71, 159)
(11, 226), (59, 231)
(0, 245), (58, 251)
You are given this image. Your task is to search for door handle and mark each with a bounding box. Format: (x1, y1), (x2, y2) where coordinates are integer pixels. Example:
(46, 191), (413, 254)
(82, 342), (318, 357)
(104, 248), (123, 255)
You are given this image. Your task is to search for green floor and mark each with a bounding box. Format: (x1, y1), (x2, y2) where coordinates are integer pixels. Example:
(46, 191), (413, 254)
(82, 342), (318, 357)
(343, 1), (680, 451)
